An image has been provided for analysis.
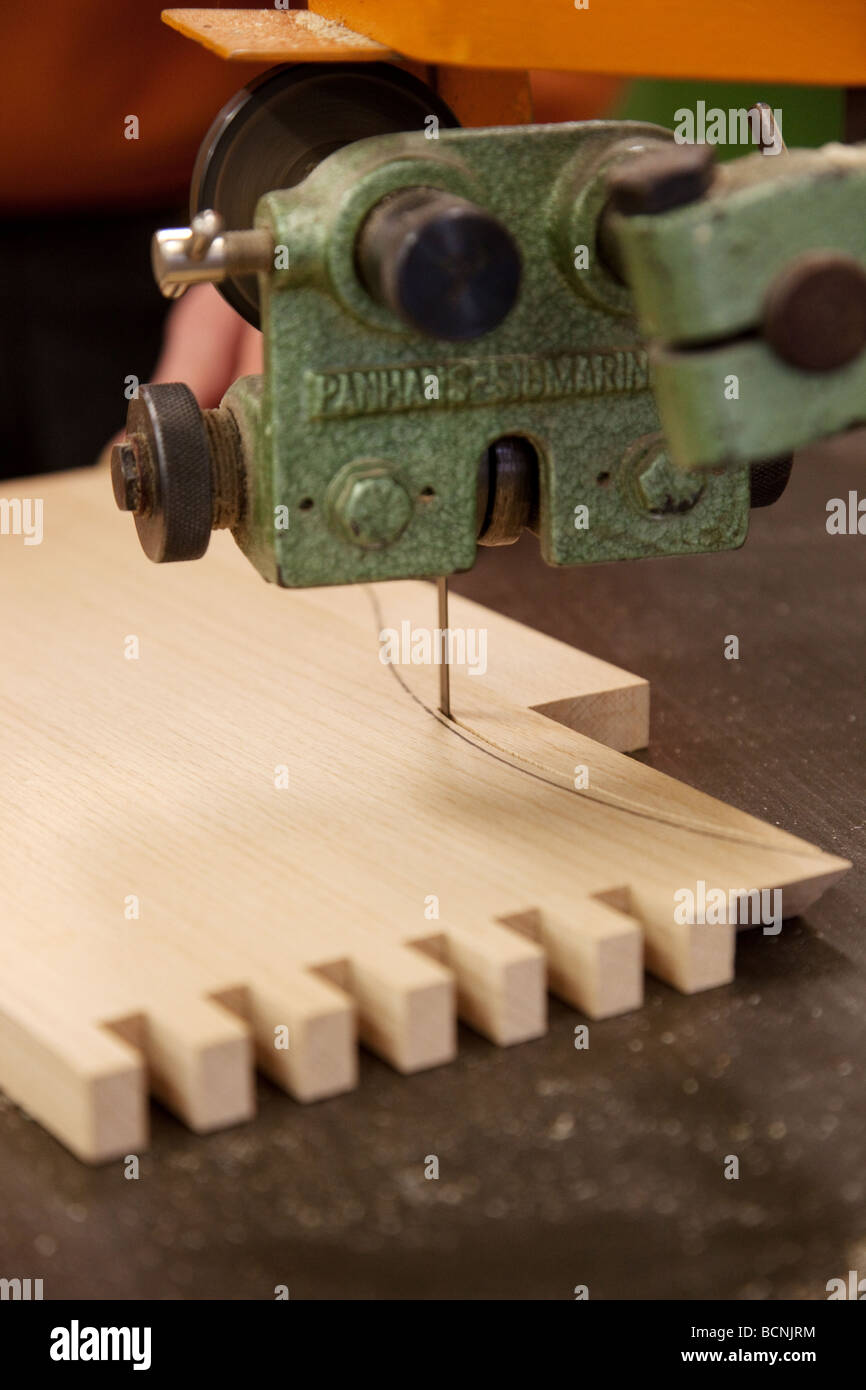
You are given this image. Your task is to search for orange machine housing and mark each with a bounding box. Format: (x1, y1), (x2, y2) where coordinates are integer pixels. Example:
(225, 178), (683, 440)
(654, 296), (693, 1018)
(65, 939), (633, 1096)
(310, 0), (866, 84)
(165, 5), (866, 85)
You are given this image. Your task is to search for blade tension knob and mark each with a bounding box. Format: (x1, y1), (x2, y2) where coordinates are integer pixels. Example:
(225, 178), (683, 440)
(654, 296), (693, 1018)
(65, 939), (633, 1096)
(357, 187), (522, 341)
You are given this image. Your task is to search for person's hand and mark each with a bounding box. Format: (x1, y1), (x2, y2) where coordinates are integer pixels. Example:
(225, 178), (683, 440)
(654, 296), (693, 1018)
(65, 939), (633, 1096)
(150, 282), (263, 406)
(98, 283), (262, 466)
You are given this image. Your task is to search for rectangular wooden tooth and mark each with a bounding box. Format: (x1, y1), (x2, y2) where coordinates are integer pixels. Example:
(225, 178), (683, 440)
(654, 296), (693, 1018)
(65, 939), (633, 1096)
(343, 944), (456, 1074)
(214, 970), (357, 1102)
(109, 997), (254, 1134)
(0, 965), (146, 1165)
(502, 895), (644, 1019)
(412, 918), (547, 1045)
(623, 885), (736, 993)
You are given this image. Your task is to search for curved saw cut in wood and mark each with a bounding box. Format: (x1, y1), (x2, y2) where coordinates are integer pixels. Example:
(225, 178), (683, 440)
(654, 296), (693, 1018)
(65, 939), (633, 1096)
(0, 470), (848, 1161)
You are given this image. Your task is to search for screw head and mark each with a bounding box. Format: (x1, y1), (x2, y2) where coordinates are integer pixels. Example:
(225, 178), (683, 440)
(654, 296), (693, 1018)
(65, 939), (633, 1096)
(110, 441), (142, 512)
(330, 461), (413, 549)
(763, 250), (866, 371)
(630, 437), (704, 515)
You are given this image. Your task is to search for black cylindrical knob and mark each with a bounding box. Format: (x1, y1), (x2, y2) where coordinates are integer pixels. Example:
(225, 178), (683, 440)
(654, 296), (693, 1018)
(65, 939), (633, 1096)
(605, 142), (716, 218)
(763, 251), (866, 372)
(357, 186), (522, 341)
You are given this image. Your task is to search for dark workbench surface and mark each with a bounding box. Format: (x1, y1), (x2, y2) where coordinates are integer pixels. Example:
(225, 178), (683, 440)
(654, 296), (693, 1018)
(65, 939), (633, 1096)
(3, 438), (864, 1300)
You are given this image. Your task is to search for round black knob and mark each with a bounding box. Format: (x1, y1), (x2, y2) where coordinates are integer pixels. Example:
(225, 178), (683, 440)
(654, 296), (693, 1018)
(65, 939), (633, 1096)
(112, 383), (213, 563)
(763, 251), (866, 372)
(357, 187), (522, 341)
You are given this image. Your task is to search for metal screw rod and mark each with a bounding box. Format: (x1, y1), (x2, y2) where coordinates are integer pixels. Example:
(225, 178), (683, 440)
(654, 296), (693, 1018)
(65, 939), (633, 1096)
(152, 216), (274, 300)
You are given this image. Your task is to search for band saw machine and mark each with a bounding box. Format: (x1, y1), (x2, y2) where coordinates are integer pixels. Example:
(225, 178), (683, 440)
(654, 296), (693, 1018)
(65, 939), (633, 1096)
(110, 9), (866, 719)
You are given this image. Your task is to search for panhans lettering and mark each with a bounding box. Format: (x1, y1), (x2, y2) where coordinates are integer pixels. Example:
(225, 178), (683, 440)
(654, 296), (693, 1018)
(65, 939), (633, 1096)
(306, 349), (650, 420)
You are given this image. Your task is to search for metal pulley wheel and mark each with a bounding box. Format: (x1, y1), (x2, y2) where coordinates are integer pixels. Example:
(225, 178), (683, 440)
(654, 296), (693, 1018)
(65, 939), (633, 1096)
(190, 62), (460, 327)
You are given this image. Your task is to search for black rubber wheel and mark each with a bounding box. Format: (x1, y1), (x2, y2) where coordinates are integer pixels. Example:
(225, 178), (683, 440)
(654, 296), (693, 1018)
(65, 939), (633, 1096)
(190, 62), (460, 327)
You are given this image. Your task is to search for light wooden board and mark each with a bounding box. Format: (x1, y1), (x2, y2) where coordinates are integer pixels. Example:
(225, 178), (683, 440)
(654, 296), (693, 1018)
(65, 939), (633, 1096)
(0, 470), (849, 1162)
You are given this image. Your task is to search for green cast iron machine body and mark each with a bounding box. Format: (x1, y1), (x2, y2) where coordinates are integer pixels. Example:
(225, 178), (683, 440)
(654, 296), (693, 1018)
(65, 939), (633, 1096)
(113, 65), (866, 585)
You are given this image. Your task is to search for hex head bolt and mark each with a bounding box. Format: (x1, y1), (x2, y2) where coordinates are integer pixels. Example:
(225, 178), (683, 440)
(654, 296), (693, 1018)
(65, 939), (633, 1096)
(329, 461), (413, 549)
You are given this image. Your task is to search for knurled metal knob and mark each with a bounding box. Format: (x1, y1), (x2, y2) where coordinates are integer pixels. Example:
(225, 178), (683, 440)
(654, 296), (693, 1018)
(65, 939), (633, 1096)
(111, 383), (243, 563)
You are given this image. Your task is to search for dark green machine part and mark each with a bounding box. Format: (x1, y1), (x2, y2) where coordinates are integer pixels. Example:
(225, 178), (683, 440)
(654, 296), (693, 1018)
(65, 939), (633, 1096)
(112, 63), (866, 587)
(243, 116), (754, 587)
(189, 63), (461, 327)
(608, 142), (866, 473)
